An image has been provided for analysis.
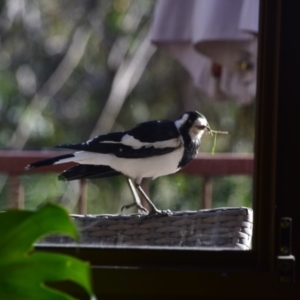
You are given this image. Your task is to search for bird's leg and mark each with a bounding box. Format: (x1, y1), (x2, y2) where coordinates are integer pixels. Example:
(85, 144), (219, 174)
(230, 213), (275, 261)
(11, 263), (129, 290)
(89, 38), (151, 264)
(135, 183), (172, 216)
(121, 178), (148, 214)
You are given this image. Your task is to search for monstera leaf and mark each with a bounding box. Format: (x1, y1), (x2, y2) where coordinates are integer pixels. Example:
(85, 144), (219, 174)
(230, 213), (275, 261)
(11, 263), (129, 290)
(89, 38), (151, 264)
(0, 203), (94, 300)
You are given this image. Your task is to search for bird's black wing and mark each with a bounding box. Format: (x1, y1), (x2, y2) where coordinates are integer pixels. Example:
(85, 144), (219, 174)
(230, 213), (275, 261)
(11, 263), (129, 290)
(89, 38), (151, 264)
(128, 120), (180, 142)
(59, 164), (120, 181)
(56, 120), (181, 159)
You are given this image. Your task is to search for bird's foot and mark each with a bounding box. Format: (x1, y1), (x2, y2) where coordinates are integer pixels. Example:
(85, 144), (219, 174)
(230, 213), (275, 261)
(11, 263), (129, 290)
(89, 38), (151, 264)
(147, 208), (173, 217)
(121, 202), (148, 214)
(138, 207), (149, 214)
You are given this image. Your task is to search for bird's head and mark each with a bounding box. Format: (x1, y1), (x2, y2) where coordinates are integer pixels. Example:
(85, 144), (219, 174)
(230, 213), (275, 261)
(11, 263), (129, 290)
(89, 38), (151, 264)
(175, 111), (211, 141)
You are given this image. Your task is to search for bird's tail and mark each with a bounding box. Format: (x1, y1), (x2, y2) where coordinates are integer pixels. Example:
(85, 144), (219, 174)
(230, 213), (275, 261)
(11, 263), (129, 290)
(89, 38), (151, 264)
(25, 153), (75, 170)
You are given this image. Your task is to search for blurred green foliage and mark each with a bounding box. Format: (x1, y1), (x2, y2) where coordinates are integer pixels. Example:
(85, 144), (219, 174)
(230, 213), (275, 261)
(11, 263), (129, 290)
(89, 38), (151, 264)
(0, 203), (94, 299)
(0, 0), (254, 213)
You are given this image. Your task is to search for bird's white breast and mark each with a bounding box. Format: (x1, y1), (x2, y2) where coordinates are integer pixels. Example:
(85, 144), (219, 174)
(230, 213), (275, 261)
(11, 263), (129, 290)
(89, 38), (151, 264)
(109, 145), (185, 183)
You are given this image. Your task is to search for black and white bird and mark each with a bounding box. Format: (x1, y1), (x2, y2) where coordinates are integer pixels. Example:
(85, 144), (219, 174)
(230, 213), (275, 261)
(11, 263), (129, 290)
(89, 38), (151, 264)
(26, 111), (210, 215)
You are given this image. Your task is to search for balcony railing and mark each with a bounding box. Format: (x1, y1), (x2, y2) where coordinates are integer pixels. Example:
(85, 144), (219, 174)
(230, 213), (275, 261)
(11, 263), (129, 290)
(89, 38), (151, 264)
(0, 151), (254, 213)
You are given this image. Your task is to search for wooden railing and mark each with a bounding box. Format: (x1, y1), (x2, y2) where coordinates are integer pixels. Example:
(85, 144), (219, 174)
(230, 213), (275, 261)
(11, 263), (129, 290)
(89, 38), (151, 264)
(0, 151), (254, 213)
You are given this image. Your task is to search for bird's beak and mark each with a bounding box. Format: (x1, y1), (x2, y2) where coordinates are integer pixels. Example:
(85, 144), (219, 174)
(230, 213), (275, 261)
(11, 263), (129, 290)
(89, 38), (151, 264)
(204, 125), (211, 133)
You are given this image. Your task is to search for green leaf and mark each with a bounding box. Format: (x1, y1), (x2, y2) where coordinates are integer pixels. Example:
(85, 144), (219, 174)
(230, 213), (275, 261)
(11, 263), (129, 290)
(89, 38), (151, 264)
(0, 203), (78, 261)
(0, 253), (92, 300)
(0, 203), (94, 300)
